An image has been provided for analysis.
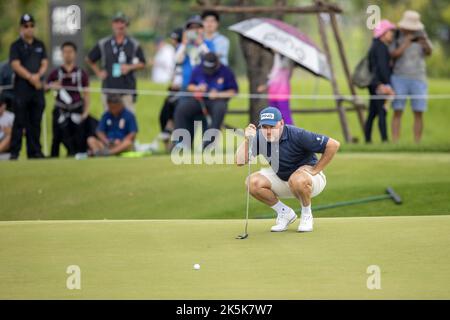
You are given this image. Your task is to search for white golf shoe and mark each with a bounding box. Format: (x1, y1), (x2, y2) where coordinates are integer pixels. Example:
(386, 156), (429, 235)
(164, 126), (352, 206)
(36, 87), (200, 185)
(298, 214), (314, 232)
(271, 209), (297, 232)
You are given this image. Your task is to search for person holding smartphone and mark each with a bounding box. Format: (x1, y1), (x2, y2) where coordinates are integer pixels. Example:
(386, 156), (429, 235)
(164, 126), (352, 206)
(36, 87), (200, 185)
(390, 10), (433, 143)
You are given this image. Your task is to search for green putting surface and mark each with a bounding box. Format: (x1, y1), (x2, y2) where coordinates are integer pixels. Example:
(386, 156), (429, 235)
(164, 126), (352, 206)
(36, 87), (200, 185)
(1, 216), (449, 299)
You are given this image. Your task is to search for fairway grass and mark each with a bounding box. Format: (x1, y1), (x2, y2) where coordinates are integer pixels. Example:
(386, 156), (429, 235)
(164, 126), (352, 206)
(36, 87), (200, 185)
(0, 216), (449, 299)
(1, 153), (449, 220)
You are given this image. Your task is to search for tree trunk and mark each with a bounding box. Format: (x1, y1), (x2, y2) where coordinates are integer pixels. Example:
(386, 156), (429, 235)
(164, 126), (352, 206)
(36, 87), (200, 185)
(239, 37), (273, 124)
(237, 0), (286, 124)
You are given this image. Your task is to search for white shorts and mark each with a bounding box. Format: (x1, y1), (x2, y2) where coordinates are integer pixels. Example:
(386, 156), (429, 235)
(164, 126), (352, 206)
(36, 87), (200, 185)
(259, 167), (327, 199)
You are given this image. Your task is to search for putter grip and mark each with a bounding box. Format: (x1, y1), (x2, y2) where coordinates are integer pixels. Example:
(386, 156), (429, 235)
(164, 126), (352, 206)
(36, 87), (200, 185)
(247, 135), (255, 158)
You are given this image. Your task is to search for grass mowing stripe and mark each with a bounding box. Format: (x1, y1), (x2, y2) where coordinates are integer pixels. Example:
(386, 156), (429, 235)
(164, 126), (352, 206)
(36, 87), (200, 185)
(1, 153), (449, 220)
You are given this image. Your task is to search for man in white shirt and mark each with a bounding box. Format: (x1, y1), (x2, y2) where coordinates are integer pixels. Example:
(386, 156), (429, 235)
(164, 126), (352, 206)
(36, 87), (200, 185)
(151, 37), (175, 84)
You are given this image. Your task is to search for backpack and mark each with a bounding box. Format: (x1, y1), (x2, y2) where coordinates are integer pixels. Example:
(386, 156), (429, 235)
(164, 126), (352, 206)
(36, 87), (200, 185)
(352, 54), (373, 89)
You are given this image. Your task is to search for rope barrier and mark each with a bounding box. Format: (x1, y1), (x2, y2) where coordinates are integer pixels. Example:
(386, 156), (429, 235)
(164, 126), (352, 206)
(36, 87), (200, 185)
(1, 84), (449, 101)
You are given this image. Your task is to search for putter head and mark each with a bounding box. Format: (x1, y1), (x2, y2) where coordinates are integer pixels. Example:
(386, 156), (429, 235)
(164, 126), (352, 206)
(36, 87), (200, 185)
(386, 187), (402, 204)
(236, 233), (248, 240)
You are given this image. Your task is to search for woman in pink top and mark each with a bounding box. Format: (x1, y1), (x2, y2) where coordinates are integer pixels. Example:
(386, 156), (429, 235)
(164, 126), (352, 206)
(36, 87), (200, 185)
(258, 52), (295, 125)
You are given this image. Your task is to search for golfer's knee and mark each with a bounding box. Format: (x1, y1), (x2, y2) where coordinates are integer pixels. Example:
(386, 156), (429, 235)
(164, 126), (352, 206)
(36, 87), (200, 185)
(245, 175), (265, 194)
(288, 172), (312, 194)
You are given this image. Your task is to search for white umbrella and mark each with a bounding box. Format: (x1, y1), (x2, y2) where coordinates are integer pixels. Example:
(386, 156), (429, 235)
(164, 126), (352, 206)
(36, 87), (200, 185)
(229, 18), (331, 80)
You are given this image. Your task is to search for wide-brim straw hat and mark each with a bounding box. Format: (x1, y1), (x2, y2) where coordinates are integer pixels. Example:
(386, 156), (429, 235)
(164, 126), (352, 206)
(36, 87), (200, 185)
(398, 10), (424, 31)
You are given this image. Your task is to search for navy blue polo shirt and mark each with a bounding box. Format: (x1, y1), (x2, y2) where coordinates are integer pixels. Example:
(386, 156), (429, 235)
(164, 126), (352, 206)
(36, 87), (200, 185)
(97, 108), (138, 141)
(189, 64), (238, 93)
(252, 125), (329, 181)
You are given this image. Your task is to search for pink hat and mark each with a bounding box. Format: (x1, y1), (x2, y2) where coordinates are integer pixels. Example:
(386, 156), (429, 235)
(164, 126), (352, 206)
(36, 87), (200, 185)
(373, 19), (396, 38)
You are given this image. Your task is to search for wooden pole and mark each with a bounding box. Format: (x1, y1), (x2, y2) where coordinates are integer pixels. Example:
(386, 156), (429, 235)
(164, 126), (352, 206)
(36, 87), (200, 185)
(191, 3), (342, 14)
(329, 13), (366, 134)
(227, 106), (364, 114)
(316, 8), (352, 142)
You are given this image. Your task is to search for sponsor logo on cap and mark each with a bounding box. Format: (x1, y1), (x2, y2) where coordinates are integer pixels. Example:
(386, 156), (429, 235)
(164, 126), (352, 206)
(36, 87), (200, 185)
(261, 113), (275, 120)
(24, 14), (31, 21)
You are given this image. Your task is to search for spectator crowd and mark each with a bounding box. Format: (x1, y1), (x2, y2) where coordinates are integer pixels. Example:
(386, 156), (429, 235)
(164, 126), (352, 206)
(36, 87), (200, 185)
(0, 10), (238, 160)
(0, 9), (433, 160)
(363, 10), (432, 144)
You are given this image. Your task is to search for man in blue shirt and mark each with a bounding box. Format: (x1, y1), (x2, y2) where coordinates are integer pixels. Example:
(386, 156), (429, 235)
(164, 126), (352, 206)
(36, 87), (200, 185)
(87, 93), (138, 156)
(235, 107), (340, 233)
(173, 52), (238, 149)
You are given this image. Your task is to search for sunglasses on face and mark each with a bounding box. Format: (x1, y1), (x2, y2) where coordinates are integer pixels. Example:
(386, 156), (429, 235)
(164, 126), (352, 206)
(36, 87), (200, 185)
(23, 23), (34, 29)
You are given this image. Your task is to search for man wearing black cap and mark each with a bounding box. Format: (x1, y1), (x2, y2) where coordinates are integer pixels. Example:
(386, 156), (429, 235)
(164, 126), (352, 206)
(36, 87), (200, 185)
(173, 52), (238, 149)
(86, 12), (146, 114)
(9, 14), (48, 159)
(235, 107), (340, 233)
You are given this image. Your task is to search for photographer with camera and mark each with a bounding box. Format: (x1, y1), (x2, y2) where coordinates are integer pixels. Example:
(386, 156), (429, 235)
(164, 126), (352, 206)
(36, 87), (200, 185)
(174, 15), (211, 91)
(390, 10), (433, 144)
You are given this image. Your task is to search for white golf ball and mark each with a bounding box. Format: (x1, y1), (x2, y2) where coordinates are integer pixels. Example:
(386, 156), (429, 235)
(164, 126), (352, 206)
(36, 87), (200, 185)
(193, 263), (200, 270)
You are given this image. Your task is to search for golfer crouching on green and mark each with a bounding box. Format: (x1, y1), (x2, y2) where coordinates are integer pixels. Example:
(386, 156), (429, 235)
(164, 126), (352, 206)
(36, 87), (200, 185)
(235, 107), (340, 232)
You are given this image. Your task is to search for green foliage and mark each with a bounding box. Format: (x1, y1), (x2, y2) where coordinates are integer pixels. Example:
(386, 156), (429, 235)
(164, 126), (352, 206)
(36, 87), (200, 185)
(1, 0), (449, 76)
(426, 42), (450, 78)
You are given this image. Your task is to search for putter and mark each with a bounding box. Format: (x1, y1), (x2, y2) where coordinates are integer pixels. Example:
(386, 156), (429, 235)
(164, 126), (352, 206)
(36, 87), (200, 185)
(236, 137), (254, 240)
